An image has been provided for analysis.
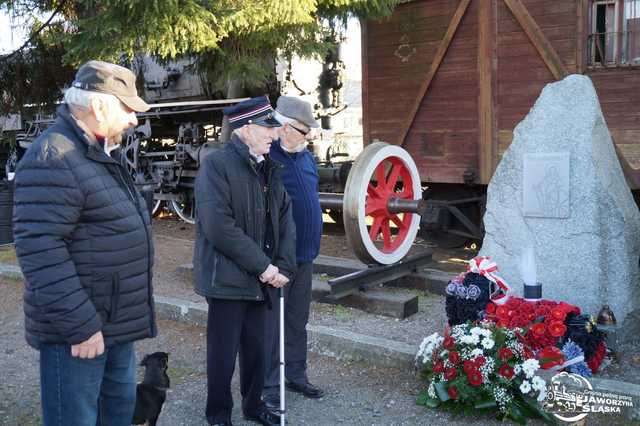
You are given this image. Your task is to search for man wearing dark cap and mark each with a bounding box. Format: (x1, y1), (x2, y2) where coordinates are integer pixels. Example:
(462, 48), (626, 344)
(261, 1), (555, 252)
(194, 95), (296, 426)
(262, 96), (325, 409)
(13, 60), (156, 426)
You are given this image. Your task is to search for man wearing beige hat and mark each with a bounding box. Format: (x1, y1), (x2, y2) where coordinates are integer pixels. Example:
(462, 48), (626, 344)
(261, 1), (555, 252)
(262, 96), (325, 409)
(13, 60), (156, 426)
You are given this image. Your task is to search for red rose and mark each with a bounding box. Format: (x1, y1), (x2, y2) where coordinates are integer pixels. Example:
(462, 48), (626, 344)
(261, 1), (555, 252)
(538, 346), (565, 369)
(444, 367), (457, 381)
(527, 312), (536, 321)
(463, 360), (476, 374)
(550, 308), (567, 321)
(486, 302), (496, 314)
(530, 323), (546, 337)
(496, 306), (509, 318)
(433, 361), (445, 374)
(498, 364), (514, 379)
(467, 369), (483, 387)
(447, 385), (459, 400)
(443, 336), (455, 350)
(558, 301), (580, 315)
(474, 356), (486, 366)
(498, 319), (509, 328)
(548, 321), (567, 338)
(448, 351), (461, 365)
(498, 347), (514, 361)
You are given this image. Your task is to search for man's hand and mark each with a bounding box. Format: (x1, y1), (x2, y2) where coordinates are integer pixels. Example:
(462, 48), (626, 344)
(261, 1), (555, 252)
(260, 264), (279, 283)
(268, 273), (289, 288)
(71, 331), (105, 359)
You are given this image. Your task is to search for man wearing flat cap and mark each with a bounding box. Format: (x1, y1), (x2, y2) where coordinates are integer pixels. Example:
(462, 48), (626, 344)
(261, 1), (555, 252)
(13, 60), (156, 425)
(262, 96), (325, 409)
(194, 95), (296, 426)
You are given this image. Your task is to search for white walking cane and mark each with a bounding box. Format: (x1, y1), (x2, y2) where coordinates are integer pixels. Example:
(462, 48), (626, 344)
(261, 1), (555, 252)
(279, 286), (286, 426)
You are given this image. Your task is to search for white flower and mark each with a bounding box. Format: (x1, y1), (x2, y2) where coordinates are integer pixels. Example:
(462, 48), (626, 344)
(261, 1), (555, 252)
(461, 334), (480, 345)
(480, 329), (492, 338)
(531, 376), (546, 392)
(470, 348), (484, 358)
(481, 338), (495, 350)
(514, 364), (522, 375)
(519, 380), (532, 394)
(537, 386), (547, 402)
(470, 327), (483, 335)
(521, 359), (539, 379)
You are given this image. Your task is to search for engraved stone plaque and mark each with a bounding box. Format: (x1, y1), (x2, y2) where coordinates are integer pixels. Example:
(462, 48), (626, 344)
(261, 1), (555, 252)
(523, 152), (570, 218)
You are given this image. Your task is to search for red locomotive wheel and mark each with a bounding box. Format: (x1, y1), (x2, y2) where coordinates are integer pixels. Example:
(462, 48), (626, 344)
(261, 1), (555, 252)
(343, 142), (422, 265)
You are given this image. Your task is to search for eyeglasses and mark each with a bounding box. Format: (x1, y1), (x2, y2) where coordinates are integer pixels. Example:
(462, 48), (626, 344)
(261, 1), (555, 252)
(288, 124), (310, 136)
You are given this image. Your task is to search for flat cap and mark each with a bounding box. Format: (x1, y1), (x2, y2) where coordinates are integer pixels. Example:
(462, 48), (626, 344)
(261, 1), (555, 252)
(72, 60), (150, 112)
(223, 96), (281, 130)
(276, 96), (319, 128)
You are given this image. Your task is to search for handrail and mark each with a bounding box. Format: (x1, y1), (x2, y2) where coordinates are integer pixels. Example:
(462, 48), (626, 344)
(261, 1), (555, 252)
(587, 30), (639, 66)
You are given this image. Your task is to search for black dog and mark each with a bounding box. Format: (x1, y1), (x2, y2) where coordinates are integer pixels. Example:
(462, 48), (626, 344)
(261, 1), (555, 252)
(132, 352), (170, 426)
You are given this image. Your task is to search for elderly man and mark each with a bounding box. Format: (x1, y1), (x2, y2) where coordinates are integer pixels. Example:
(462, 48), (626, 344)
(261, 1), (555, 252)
(194, 96), (297, 426)
(13, 60), (155, 426)
(262, 96), (324, 409)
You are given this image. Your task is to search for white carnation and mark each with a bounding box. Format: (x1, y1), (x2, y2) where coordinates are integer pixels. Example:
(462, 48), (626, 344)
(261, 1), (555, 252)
(537, 386), (548, 402)
(519, 380), (532, 394)
(531, 376), (546, 392)
(481, 338), (495, 350)
(470, 348), (484, 358)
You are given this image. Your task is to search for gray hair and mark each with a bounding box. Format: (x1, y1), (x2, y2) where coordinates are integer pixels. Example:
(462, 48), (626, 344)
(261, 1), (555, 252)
(63, 87), (120, 111)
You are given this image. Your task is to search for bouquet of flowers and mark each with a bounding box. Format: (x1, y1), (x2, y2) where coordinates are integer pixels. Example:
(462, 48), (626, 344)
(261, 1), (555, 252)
(416, 322), (554, 424)
(484, 297), (606, 374)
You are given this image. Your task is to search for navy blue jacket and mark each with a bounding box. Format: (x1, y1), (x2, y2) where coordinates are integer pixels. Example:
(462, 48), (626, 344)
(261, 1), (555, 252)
(193, 136), (297, 300)
(13, 104), (156, 349)
(269, 141), (322, 263)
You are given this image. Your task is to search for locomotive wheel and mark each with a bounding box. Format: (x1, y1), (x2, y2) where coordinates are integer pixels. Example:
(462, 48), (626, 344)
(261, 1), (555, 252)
(170, 199), (195, 224)
(343, 142), (421, 265)
(152, 199), (164, 218)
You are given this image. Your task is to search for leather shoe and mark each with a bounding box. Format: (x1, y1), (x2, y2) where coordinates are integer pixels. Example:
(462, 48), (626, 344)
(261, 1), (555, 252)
(286, 381), (325, 399)
(244, 409), (282, 426)
(262, 393), (280, 411)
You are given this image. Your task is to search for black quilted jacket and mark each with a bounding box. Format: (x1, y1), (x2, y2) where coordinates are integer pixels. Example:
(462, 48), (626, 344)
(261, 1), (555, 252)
(193, 135), (296, 301)
(13, 104), (156, 349)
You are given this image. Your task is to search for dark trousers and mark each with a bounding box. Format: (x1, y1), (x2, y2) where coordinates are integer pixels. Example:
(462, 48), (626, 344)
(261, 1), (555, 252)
(39, 342), (136, 426)
(263, 262), (313, 394)
(206, 298), (267, 424)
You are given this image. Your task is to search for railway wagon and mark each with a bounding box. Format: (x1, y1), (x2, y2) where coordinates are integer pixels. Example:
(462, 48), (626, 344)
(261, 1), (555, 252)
(361, 0), (640, 246)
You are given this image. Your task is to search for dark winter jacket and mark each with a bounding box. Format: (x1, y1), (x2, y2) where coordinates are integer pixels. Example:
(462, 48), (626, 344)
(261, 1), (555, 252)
(13, 104), (156, 350)
(193, 135), (296, 300)
(269, 140), (322, 263)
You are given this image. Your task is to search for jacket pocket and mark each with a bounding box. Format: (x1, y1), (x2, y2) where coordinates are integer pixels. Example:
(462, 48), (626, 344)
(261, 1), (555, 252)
(109, 273), (120, 322)
(214, 254), (252, 289)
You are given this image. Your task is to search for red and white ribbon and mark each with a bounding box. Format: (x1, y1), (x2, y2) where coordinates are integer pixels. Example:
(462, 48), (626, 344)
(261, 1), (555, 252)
(467, 256), (511, 305)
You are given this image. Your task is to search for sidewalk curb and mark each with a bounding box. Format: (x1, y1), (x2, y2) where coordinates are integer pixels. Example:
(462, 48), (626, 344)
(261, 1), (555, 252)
(3, 264), (639, 420)
(153, 295), (417, 370)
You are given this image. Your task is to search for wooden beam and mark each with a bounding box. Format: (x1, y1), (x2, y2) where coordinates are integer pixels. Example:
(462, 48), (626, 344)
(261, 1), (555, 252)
(576, 0), (587, 73)
(478, 0), (497, 184)
(397, 0), (471, 147)
(503, 0), (569, 80)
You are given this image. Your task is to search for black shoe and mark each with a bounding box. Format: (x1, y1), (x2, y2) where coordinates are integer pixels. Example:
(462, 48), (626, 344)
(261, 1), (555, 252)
(244, 409), (282, 426)
(262, 393), (280, 411)
(286, 381), (325, 399)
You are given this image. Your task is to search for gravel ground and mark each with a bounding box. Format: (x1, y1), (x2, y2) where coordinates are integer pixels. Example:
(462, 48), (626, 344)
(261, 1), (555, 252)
(2, 277), (635, 426)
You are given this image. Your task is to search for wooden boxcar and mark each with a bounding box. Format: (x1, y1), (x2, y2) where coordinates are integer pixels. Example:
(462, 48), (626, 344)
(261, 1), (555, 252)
(361, 0), (640, 243)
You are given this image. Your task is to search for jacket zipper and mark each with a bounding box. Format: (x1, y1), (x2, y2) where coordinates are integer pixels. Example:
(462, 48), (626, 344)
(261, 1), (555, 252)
(114, 163), (154, 331)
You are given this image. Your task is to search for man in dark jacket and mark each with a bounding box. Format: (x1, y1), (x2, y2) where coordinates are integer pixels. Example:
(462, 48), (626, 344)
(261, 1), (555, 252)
(13, 60), (156, 426)
(263, 96), (324, 408)
(194, 96), (296, 426)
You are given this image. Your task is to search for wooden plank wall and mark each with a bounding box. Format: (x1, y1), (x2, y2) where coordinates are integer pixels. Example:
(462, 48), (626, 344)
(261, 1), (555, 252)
(496, 0), (579, 157)
(363, 0), (640, 186)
